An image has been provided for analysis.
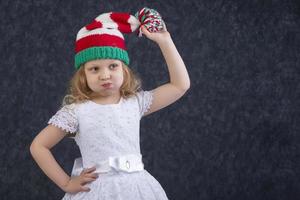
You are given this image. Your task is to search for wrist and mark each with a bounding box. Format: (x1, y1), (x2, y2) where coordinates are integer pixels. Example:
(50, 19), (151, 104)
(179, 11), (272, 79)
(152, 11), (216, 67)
(60, 177), (71, 192)
(157, 34), (172, 47)
(157, 35), (173, 48)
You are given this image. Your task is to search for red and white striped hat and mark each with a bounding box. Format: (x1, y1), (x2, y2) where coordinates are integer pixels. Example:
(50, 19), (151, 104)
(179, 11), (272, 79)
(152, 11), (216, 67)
(74, 7), (165, 69)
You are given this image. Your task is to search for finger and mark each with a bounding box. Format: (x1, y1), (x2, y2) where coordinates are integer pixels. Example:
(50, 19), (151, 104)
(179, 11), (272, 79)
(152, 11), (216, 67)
(141, 25), (150, 35)
(82, 166), (96, 174)
(80, 186), (91, 192)
(83, 173), (99, 179)
(87, 173), (99, 178)
(162, 22), (168, 32)
(81, 177), (98, 185)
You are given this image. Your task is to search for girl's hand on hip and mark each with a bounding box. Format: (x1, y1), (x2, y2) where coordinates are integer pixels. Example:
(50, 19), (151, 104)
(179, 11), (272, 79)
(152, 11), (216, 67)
(141, 24), (171, 45)
(63, 166), (99, 194)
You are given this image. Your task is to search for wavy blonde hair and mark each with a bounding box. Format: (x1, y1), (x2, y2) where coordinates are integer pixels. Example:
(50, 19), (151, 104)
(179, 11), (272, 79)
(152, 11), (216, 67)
(61, 62), (142, 106)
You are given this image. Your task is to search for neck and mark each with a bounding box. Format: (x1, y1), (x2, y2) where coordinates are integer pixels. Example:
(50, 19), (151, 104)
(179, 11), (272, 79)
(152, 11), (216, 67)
(90, 92), (121, 104)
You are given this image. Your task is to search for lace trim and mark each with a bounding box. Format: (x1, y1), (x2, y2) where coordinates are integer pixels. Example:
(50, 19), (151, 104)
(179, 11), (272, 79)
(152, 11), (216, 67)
(48, 121), (77, 134)
(47, 104), (78, 134)
(143, 90), (154, 115)
(136, 90), (154, 117)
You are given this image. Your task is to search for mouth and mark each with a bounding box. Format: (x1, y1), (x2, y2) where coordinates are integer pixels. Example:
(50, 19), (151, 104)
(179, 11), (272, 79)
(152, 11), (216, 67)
(102, 83), (112, 88)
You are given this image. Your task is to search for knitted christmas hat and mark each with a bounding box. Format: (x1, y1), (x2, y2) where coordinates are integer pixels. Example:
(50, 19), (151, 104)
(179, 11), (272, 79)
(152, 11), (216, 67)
(74, 7), (165, 70)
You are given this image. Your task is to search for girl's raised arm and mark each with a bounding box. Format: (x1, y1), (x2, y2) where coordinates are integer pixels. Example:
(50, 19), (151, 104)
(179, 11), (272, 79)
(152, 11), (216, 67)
(140, 25), (191, 117)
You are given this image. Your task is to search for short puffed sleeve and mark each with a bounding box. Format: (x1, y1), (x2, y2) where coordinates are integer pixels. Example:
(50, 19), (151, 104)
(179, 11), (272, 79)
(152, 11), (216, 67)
(47, 103), (79, 134)
(136, 89), (154, 118)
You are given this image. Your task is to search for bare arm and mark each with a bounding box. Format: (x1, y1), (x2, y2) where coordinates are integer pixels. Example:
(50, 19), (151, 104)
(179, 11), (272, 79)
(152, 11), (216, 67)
(157, 34), (190, 91)
(140, 25), (191, 116)
(30, 125), (70, 191)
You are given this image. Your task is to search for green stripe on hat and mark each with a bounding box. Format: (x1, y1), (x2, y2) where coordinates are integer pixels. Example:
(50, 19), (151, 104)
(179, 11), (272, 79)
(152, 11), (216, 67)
(75, 46), (129, 69)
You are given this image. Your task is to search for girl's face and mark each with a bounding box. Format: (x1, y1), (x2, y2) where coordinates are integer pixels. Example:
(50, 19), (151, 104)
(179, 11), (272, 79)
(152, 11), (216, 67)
(84, 59), (124, 98)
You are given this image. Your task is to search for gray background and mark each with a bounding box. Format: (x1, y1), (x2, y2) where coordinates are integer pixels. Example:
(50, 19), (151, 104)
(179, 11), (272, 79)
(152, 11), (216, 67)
(0, 0), (299, 199)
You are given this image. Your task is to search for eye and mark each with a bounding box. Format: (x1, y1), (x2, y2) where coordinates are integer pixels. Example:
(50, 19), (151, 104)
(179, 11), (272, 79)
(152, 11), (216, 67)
(109, 63), (118, 69)
(90, 66), (99, 72)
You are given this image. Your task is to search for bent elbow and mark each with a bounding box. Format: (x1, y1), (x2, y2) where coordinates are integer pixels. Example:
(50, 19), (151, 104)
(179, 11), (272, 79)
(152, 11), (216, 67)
(184, 84), (190, 91)
(179, 84), (190, 93)
(30, 140), (41, 156)
(180, 81), (191, 92)
(29, 141), (36, 155)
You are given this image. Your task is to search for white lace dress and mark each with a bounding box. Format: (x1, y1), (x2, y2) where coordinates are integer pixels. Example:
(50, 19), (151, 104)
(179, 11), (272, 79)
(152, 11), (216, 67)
(47, 90), (169, 200)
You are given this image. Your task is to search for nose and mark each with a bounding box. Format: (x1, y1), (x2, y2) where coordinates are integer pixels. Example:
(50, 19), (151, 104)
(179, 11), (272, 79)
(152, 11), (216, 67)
(99, 70), (111, 80)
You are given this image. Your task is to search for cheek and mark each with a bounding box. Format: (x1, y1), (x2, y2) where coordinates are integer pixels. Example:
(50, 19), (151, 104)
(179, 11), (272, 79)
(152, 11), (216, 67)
(86, 74), (97, 85)
(114, 71), (124, 81)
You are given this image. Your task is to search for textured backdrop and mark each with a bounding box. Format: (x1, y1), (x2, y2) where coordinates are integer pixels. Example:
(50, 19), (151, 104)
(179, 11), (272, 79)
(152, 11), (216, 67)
(0, 0), (299, 200)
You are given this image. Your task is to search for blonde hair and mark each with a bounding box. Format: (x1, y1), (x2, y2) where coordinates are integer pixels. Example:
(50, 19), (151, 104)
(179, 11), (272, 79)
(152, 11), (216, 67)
(61, 62), (143, 106)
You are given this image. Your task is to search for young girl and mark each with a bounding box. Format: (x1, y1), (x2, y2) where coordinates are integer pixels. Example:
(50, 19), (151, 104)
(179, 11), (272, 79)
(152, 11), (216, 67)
(30, 7), (190, 200)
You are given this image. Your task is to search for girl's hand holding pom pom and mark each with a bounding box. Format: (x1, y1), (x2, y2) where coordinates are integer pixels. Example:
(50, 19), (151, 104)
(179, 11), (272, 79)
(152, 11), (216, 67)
(136, 7), (171, 45)
(63, 166), (99, 194)
(140, 24), (171, 45)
